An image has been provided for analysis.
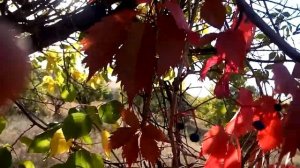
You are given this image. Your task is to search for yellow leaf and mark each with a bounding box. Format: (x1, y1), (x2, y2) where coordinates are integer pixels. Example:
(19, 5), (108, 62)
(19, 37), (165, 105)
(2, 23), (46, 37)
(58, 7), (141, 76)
(42, 76), (57, 94)
(101, 130), (111, 158)
(50, 129), (72, 156)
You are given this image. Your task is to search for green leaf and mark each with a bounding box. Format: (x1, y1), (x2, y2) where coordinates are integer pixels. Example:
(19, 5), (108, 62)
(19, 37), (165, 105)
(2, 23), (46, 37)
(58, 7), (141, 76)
(81, 135), (93, 145)
(28, 132), (51, 153)
(61, 84), (77, 102)
(19, 160), (35, 168)
(66, 150), (104, 168)
(62, 112), (92, 140)
(28, 127), (59, 153)
(0, 116), (6, 134)
(98, 100), (123, 124)
(85, 106), (102, 129)
(20, 136), (33, 147)
(269, 52), (277, 60)
(0, 147), (12, 168)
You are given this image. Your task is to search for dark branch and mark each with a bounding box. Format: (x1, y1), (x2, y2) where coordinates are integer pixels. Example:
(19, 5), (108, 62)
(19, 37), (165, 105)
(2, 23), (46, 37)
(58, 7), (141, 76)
(236, 0), (300, 62)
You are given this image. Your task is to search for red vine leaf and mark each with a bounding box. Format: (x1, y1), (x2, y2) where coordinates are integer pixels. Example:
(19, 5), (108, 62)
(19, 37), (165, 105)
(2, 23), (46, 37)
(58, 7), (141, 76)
(121, 109), (140, 130)
(114, 22), (156, 103)
(200, 55), (223, 79)
(188, 32), (219, 47)
(201, 125), (229, 157)
(231, 11), (256, 50)
(140, 132), (160, 165)
(204, 155), (223, 168)
(164, 1), (189, 30)
(0, 23), (29, 105)
(272, 63), (299, 95)
(200, 0), (226, 29)
(292, 63), (300, 78)
(257, 112), (283, 152)
(214, 73), (230, 98)
(224, 143), (242, 168)
(122, 134), (139, 167)
(156, 14), (186, 76)
(109, 127), (136, 149)
(142, 123), (169, 143)
(82, 10), (135, 80)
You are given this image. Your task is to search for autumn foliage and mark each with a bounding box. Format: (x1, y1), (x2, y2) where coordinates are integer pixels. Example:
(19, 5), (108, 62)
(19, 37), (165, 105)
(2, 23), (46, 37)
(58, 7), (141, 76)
(1, 0), (300, 167)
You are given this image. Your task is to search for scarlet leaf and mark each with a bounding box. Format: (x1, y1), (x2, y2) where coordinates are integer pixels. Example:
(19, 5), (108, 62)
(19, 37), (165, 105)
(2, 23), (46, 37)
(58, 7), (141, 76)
(121, 109), (140, 130)
(200, 0), (226, 29)
(272, 63), (299, 95)
(164, 1), (189, 30)
(0, 23), (29, 104)
(237, 88), (253, 106)
(122, 134), (139, 167)
(188, 32), (219, 47)
(204, 155), (223, 168)
(82, 10), (135, 80)
(231, 11), (256, 50)
(217, 30), (246, 73)
(214, 73), (230, 98)
(140, 132), (160, 165)
(225, 107), (254, 137)
(257, 112), (283, 152)
(114, 22), (156, 103)
(200, 55), (223, 79)
(156, 14), (186, 76)
(109, 127), (136, 149)
(202, 125), (229, 157)
(142, 123), (169, 143)
(224, 143), (241, 168)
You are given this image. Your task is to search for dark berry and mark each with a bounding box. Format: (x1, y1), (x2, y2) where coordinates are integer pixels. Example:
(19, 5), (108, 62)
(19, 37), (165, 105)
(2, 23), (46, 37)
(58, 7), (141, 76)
(274, 103), (282, 112)
(176, 122), (185, 130)
(189, 133), (200, 142)
(252, 120), (265, 131)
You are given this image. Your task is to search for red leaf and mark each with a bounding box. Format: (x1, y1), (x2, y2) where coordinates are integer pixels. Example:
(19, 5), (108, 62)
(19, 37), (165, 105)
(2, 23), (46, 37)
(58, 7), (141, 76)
(164, 1), (189, 30)
(82, 10), (135, 80)
(225, 107), (254, 137)
(202, 125), (229, 157)
(0, 23), (29, 104)
(292, 63), (300, 78)
(188, 32), (219, 47)
(272, 63), (299, 95)
(217, 30), (246, 73)
(214, 73), (230, 98)
(121, 109), (140, 130)
(142, 123), (169, 143)
(231, 11), (256, 50)
(109, 127), (136, 149)
(280, 96), (300, 160)
(204, 155), (223, 168)
(140, 132), (160, 165)
(200, 55), (223, 79)
(114, 22), (156, 103)
(257, 112), (283, 152)
(237, 87), (253, 106)
(224, 143), (242, 168)
(122, 134), (139, 167)
(156, 14), (186, 76)
(200, 0), (226, 29)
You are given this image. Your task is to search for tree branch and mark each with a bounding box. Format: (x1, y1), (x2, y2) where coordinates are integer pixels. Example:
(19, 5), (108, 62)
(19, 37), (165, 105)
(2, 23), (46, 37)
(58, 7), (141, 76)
(236, 0), (300, 62)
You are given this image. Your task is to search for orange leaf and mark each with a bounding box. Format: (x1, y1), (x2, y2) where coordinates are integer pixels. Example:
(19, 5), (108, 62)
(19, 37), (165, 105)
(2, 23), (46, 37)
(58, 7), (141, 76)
(156, 14), (186, 76)
(140, 132), (160, 165)
(82, 10), (136, 80)
(202, 125), (229, 157)
(114, 22), (156, 104)
(142, 123), (169, 143)
(109, 127), (136, 149)
(121, 109), (140, 130)
(200, 0), (226, 29)
(0, 23), (29, 104)
(257, 112), (283, 152)
(122, 134), (139, 167)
